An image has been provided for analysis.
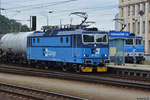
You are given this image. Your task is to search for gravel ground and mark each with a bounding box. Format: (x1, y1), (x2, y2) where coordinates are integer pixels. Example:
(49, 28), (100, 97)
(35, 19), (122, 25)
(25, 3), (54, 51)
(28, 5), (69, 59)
(0, 73), (149, 100)
(0, 92), (28, 100)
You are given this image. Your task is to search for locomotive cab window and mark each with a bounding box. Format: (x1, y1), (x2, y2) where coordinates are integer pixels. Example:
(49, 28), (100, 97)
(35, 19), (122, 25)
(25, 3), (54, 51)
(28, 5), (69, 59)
(126, 39), (133, 45)
(66, 37), (69, 43)
(83, 34), (94, 43)
(37, 38), (40, 43)
(60, 37), (63, 43)
(82, 34), (108, 44)
(33, 38), (35, 43)
(136, 38), (142, 45)
(96, 34), (107, 43)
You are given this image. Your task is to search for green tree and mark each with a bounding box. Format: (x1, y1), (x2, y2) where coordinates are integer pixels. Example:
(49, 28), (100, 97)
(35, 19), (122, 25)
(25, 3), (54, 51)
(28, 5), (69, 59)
(0, 15), (11, 34)
(21, 25), (30, 32)
(0, 15), (30, 34)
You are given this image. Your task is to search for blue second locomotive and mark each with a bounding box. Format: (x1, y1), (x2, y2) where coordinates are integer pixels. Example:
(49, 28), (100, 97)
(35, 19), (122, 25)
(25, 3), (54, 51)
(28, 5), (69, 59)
(109, 31), (145, 64)
(125, 35), (145, 63)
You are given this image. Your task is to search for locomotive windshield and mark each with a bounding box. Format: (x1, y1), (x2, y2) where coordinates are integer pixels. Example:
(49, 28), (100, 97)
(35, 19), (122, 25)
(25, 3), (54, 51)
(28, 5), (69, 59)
(126, 39), (133, 45)
(83, 34), (94, 43)
(82, 34), (108, 44)
(136, 38), (142, 45)
(96, 34), (107, 43)
(126, 38), (142, 45)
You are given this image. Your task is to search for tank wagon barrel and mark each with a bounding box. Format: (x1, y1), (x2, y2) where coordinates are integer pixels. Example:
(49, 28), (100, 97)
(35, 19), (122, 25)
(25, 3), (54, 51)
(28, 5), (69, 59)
(0, 32), (33, 55)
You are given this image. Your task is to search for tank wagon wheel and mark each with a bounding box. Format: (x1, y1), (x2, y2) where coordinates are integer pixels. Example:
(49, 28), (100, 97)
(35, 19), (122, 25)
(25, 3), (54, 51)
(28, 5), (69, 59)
(62, 65), (68, 72)
(44, 66), (49, 70)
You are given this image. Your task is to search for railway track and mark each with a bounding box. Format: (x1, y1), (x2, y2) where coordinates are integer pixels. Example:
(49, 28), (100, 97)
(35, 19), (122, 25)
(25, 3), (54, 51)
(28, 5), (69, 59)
(0, 64), (150, 91)
(0, 82), (87, 100)
(108, 66), (150, 78)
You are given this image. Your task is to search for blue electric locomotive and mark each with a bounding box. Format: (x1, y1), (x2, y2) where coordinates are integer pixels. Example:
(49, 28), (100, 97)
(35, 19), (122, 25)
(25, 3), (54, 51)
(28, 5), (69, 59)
(109, 31), (145, 64)
(27, 28), (109, 72)
(125, 35), (145, 63)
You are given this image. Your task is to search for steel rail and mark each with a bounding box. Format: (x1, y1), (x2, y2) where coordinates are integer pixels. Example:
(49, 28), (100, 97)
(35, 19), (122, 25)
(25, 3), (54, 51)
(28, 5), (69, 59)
(0, 82), (87, 100)
(0, 65), (150, 90)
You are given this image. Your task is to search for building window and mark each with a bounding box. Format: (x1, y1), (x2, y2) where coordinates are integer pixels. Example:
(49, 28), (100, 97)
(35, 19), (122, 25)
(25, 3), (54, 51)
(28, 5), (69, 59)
(143, 21), (145, 34)
(132, 5), (135, 16)
(128, 6), (130, 16)
(138, 22), (140, 35)
(138, 4), (140, 13)
(143, 3), (145, 13)
(149, 4), (150, 12)
(121, 8), (123, 17)
(128, 23), (130, 32)
(60, 37), (63, 43)
(133, 22), (135, 33)
(149, 21), (150, 33)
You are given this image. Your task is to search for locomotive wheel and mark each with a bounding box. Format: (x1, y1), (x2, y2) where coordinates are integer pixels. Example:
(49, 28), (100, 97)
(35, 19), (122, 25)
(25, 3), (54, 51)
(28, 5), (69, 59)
(75, 65), (81, 73)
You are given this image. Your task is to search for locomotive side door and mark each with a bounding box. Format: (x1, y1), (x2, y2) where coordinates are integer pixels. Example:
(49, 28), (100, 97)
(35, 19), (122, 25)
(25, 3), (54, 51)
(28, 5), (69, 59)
(72, 35), (78, 61)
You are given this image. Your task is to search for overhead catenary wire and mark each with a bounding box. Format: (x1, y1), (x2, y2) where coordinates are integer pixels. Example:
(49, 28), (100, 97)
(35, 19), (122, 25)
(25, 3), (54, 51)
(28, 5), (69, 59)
(3, 0), (117, 17)
(1, 0), (117, 30)
(6, 0), (78, 11)
(56, 4), (116, 13)
(2, 0), (38, 5)
(12, 3), (116, 16)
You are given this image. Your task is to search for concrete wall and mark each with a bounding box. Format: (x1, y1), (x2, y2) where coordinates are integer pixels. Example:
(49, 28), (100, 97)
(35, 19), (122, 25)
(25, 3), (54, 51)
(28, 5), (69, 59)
(145, 56), (150, 61)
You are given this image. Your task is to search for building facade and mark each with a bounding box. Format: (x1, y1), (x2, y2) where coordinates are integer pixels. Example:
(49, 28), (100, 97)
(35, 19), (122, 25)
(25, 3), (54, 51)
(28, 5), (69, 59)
(119, 0), (150, 54)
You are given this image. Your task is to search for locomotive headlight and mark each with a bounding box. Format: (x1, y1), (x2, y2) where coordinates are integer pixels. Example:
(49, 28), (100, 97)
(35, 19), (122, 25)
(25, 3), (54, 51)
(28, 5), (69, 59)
(100, 61), (103, 64)
(102, 54), (107, 57)
(84, 54), (89, 57)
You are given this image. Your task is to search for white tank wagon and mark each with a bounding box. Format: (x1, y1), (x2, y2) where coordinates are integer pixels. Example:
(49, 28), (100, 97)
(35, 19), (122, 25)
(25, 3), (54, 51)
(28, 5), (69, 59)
(0, 32), (33, 55)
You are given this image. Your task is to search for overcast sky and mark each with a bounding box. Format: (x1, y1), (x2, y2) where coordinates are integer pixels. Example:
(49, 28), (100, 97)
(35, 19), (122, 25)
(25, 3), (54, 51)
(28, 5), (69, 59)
(1, 0), (119, 30)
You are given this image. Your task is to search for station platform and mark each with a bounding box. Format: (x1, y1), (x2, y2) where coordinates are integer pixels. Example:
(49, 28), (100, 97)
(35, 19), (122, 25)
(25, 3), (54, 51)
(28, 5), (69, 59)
(107, 63), (150, 72)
